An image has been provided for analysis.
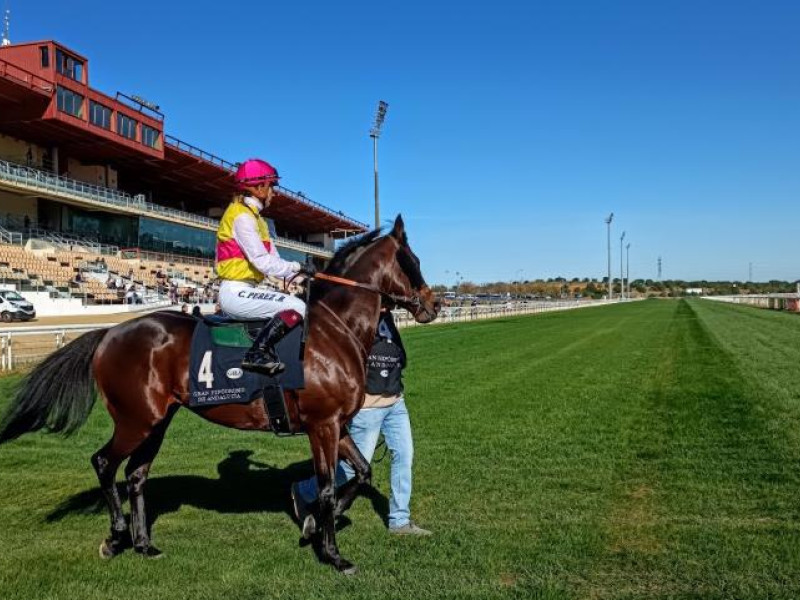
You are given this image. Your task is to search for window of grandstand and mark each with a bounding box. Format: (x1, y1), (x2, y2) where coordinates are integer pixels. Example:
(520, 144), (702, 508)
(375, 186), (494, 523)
(139, 217), (215, 259)
(279, 246), (309, 263)
(55, 48), (84, 82)
(89, 101), (112, 130)
(141, 125), (161, 149)
(40, 46), (49, 68)
(56, 86), (84, 118)
(117, 113), (138, 140)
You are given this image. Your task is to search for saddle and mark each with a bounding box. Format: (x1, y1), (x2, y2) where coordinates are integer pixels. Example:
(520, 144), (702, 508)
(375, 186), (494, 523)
(188, 315), (305, 435)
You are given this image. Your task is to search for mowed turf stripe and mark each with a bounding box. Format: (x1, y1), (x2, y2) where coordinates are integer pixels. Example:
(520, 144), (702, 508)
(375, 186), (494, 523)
(583, 299), (800, 599)
(405, 301), (684, 597)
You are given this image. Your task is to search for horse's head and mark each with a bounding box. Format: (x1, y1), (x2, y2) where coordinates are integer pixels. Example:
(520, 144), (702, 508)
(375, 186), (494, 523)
(378, 215), (439, 323)
(320, 215), (439, 323)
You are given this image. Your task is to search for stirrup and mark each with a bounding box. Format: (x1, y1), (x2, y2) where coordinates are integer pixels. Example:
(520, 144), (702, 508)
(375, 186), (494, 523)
(241, 357), (286, 376)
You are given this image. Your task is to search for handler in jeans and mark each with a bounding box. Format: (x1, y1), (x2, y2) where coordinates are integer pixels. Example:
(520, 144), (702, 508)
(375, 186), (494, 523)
(292, 307), (430, 536)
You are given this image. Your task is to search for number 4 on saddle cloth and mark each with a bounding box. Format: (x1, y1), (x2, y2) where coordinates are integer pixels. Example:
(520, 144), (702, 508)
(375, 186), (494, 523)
(188, 315), (305, 435)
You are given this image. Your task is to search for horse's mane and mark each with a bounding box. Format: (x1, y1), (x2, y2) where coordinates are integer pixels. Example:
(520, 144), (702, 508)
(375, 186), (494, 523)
(324, 228), (383, 275)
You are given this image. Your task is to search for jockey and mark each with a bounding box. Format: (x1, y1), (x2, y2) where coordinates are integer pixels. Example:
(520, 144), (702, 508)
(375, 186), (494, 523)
(216, 158), (313, 375)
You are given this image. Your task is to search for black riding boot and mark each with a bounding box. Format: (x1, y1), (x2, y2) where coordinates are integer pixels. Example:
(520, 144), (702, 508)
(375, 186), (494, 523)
(241, 318), (291, 376)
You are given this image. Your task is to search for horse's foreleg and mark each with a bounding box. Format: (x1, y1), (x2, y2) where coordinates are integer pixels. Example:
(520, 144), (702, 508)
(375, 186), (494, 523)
(309, 421), (356, 575)
(334, 432), (371, 518)
(124, 408), (177, 558)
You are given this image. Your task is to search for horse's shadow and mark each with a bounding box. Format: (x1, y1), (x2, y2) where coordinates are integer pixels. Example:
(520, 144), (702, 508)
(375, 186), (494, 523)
(46, 450), (390, 532)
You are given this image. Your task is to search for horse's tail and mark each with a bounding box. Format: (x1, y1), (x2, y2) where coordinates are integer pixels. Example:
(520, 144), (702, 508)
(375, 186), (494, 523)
(0, 328), (108, 444)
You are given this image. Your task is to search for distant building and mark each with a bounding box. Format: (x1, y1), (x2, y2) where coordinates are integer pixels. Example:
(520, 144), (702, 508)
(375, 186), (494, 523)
(685, 288), (704, 295)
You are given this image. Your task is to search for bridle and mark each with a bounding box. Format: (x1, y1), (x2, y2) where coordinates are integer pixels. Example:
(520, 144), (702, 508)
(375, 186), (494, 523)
(286, 235), (434, 320)
(311, 272), (423, 312)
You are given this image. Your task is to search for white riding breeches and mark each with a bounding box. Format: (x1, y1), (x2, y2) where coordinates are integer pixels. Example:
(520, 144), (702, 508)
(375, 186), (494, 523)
(218, 280), (306, 321)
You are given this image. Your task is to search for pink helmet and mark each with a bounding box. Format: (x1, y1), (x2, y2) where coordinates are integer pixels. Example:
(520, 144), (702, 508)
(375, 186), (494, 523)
(235, 158), (280, 190)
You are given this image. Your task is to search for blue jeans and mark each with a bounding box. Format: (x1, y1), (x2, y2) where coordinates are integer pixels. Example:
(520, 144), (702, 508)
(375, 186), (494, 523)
(295, 399), (414, 528)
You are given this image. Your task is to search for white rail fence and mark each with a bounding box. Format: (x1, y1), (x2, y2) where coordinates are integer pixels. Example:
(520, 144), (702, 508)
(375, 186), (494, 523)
(0, 324), (108, 371)
(0, 299), (619, 371)
(702, 294), (800, 311)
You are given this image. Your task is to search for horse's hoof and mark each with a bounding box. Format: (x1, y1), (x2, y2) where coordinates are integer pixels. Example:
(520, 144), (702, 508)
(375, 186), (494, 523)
(336, 559), (358, 576)
(135, 545), (164, 559)
(99, 540), (119, 559)
(341, 564), (358, 576)
(301, 515), (317, 540)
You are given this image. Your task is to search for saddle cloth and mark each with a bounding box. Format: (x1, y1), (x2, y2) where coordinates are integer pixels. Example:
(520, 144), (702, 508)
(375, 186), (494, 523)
(188, 318), (304, 408)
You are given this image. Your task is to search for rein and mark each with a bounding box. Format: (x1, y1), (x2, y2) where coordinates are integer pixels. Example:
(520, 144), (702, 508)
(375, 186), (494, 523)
(311, 272), (421, 310)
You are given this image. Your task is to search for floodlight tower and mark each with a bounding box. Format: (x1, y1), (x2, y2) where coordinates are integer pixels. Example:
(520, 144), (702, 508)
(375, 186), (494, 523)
(605, 213), (614, 300)
(2, 9), (10, 46)
(619, 231), (626, 300)
(370, 100), (389, 229)
(626, 242), (631, 298)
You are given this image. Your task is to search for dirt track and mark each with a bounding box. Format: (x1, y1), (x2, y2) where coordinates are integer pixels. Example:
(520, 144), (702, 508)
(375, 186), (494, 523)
(1, 310), (177, 329)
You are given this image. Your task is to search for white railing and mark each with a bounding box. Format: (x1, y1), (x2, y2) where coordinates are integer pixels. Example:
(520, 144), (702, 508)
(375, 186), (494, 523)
(278, 237), (333, 258)
(0, 324), (109, 371)
(702, 294), (800, 310)
(0, 224), (22, 245)
(392, 298), (615, 328)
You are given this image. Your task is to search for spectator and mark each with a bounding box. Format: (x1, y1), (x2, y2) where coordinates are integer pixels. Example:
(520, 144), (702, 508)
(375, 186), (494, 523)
(180, 303), (189, 314)
(169, 283), (178, 305)
(191, 305), (202, 318)
(292, 306), (431, 537)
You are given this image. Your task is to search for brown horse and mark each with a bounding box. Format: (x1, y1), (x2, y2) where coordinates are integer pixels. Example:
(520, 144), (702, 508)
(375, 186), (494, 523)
(0, 215), (438, 574)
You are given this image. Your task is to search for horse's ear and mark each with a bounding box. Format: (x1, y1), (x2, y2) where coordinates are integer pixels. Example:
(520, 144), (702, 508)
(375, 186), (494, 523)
(390, 214), (405, 240)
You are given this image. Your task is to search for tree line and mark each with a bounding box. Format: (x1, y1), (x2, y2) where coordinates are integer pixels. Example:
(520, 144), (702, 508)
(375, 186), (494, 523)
(432, 278), (800, 300)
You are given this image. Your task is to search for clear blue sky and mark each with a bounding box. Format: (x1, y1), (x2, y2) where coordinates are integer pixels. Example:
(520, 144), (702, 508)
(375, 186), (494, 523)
(10, 1), (800, 283)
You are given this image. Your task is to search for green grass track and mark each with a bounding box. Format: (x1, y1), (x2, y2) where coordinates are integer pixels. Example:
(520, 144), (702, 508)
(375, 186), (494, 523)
(1, 299), (800, 599)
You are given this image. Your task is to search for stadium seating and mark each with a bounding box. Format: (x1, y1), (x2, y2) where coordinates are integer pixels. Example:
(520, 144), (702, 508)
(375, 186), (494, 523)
(0, 242), (315, 307)
(0, 243), (218, 304)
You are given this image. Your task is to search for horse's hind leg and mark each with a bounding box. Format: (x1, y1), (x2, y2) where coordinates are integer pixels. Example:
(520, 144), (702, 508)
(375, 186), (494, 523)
(125, 406), (177, 557)
(309, 420), (356, 575)
(91, 436), (133, 559)
(91, 417), (159, 558)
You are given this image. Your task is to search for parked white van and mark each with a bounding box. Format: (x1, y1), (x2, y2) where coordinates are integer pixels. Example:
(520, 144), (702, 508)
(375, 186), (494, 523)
(0, 290), (36, 322)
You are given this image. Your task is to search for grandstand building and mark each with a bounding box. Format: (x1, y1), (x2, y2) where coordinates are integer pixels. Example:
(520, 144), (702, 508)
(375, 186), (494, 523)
(0, 38), (367, 315)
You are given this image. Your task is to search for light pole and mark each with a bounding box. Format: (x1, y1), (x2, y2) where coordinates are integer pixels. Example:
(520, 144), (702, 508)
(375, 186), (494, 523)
(626, 242), (631, 298)
(605, 213), (614, 300)
(619, 231), (626, 300)
(370, 100), (389, 229)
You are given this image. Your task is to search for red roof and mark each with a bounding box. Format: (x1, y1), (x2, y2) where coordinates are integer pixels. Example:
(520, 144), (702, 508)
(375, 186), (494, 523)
(0, 40), (368, 236)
